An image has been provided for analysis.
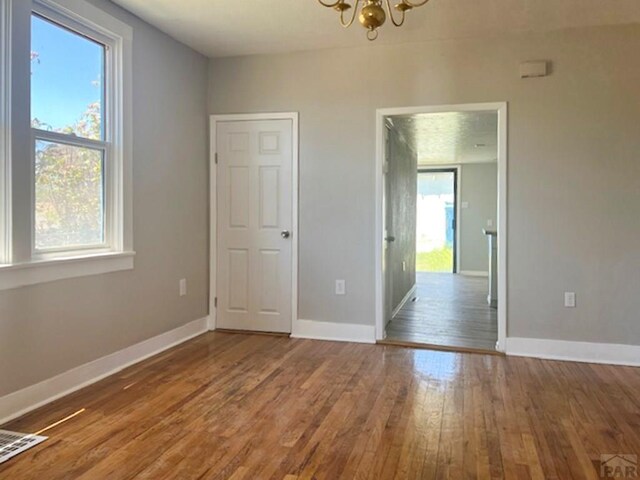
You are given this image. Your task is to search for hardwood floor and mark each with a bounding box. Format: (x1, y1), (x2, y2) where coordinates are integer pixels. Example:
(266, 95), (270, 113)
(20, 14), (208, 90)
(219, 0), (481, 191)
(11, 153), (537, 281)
(385, 272), (498, 352)
(2, 332), (640, 479)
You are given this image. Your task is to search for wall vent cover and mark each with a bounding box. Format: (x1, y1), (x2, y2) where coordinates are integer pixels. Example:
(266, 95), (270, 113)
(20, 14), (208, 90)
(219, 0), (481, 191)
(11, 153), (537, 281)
(0, 430), (47, 464)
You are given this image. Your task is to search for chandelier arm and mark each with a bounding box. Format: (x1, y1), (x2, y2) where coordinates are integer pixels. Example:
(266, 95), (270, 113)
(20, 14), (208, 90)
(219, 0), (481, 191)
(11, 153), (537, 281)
(385, 0), (406, 27)
(317, 0), (344, 7)
(340, 0), (361, 27)
(403, 0), (430, 7)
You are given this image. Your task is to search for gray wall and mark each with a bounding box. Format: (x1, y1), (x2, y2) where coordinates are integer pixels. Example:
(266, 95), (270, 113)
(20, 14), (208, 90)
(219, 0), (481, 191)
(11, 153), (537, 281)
(459, 163), (498, 273)
(209, 24), (640, 345)
(387, 128), (417, 313)
(0, 0), (210, 397)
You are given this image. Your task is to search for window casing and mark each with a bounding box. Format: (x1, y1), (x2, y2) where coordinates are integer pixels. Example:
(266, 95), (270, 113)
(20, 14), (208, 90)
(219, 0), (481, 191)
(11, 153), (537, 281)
(0, 0), (11, 265)
(31, 3), (116, 258)
(0, 0), (133, 290)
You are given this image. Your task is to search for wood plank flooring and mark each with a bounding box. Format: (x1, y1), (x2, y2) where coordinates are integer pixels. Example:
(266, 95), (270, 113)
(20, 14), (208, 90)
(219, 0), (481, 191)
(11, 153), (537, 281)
(2, 332), (640, 479)
(386, 272), (498, 352)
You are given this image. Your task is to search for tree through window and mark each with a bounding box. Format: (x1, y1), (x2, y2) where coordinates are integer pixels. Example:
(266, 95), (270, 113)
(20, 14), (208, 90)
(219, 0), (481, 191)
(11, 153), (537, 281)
(31, 13), (107, 251)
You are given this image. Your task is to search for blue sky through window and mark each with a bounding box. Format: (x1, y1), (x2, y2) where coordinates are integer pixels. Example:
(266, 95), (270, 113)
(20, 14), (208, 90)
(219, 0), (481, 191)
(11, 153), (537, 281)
(31, 14), (104, 138)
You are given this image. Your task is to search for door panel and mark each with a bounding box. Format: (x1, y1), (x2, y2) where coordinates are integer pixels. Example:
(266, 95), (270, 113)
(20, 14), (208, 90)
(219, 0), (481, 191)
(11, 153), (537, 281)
(217, 119), (293, 333)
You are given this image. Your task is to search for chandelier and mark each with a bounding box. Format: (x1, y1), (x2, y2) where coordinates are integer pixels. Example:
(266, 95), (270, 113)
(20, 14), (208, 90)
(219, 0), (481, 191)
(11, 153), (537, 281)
(318, 0), (430, 41)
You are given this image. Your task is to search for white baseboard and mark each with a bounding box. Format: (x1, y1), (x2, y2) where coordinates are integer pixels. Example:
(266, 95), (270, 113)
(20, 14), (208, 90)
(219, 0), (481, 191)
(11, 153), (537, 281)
(0, 316), (210, 426)
(292, 319), (376, 344)
(506, 337), (640, 367)
(391, 284), (417, 318)
(460, 270), (489, 277)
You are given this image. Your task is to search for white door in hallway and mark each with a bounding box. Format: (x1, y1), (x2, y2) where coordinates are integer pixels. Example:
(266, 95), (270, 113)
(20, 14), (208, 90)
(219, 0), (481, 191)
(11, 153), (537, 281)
(216, 119), (293, 333)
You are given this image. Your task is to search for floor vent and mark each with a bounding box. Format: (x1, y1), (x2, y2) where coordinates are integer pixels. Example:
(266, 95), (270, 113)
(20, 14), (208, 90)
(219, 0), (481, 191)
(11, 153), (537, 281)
(0, 430), (47, 464)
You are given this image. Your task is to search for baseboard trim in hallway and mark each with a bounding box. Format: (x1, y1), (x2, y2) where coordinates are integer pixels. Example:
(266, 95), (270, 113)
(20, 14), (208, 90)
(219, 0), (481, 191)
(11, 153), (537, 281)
(391, 284), (417, 319)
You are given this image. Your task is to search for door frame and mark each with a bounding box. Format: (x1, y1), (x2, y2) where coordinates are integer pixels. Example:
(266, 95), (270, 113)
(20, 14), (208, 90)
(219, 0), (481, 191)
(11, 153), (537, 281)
(416, 166), (460, 274)
(209, 112), (299, 332)
(375, 102), (508, 351)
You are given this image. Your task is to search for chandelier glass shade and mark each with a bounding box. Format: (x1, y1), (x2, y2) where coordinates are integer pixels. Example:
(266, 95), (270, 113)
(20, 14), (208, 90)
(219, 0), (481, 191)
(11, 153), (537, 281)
(317, 0), (430, 40)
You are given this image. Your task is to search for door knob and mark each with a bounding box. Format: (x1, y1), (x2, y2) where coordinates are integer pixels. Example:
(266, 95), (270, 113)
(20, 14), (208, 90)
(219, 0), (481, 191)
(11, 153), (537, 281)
(281, 230), (291, 239)
(385, 236), (396, 242)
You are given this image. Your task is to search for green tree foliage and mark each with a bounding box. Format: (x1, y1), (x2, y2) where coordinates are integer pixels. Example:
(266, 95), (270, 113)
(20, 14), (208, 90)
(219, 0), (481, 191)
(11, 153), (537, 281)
(33, 101), (104, 249)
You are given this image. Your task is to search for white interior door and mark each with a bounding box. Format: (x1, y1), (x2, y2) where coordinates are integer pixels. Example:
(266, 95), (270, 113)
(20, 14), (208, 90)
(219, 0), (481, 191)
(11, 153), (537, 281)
(216, 119), (293, 333)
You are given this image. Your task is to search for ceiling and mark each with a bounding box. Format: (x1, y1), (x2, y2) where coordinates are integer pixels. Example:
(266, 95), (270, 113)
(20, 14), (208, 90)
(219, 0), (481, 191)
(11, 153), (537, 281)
(111, 0), (640, 58)
(390, 111), (498, 165)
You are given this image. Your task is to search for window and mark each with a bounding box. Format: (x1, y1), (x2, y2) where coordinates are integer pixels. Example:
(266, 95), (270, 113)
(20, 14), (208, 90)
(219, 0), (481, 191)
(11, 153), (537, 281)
(0, 0), (133, 290)
(31, 9), (110, 255)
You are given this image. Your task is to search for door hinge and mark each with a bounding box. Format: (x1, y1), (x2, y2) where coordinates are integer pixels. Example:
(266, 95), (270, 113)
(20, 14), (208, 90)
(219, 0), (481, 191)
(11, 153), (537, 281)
(215, 153), (218, 164)
(214, 297), (218, 308)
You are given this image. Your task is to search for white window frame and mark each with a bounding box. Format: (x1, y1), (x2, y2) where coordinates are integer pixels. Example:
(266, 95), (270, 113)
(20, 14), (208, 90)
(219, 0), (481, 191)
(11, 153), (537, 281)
(0, 0), (11, 265)
(0, 0), (133, 290)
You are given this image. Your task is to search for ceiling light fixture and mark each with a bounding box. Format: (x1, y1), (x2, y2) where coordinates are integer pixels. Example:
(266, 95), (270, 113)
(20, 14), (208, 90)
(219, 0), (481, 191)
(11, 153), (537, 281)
(318, 0), (430, 41)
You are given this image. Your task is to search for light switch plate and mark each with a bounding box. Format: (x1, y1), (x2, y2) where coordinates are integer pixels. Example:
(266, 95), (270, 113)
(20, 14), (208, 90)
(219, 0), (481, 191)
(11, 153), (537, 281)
(335, 280), (346, 296)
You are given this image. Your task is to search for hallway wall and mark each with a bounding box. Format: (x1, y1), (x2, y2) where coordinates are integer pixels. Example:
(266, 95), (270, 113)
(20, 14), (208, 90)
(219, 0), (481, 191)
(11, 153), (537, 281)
(387, 127), (417, 312)
(459, 163), (498, 273)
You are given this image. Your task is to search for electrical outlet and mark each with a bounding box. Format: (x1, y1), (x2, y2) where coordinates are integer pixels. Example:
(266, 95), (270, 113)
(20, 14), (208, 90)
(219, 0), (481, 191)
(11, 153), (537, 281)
(487, 219), (494, 227)
(564, 292), (576, 308)
(461, 201), (469, 209)
(179, 279), (187, 297)
(402, 261), (406, 272)
(335, 279), (346, 296)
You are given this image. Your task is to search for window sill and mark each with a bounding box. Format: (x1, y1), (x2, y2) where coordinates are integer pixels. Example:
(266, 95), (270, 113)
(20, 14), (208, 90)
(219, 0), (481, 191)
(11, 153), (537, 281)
(0, 251), (135, 291)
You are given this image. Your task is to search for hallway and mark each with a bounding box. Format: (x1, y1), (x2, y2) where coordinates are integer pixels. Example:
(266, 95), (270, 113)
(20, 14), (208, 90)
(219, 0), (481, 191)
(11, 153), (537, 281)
(386, 272), (498, 352)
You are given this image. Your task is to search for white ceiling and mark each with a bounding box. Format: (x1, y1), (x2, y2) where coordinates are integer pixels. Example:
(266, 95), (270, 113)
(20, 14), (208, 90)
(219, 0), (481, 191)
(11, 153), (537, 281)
(390, 111), (498, 165)
(111, 0), (640, 58)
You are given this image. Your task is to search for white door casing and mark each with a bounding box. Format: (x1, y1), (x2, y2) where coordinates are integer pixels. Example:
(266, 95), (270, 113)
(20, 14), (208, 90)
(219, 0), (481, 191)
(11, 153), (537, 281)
(214, 117), (295, 333)
(375, 103), (508, 350)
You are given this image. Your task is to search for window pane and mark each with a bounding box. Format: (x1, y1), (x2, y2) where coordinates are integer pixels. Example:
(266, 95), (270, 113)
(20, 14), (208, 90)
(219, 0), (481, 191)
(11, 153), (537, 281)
(35, 140), (105, 250)
(31, 15), (105, 140)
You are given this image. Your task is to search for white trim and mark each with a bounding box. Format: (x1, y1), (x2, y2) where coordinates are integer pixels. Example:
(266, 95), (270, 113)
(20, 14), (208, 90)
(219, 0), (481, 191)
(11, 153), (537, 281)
(376, 102), (508, 352)
(207, 314), (216, 331)
(0, 316), (209, 425)
(209, 112), (299, 333)
(0, 0), (134, 284)
(28, 0), (133, 259)
(506, 337), (640, 367)
(0, 0), (11, 265)
(0, 251), (135, 290)
(291, 319), (376, 344)
(497, 104), (508, 351)
(460, 270), (489, 277)
(391, 284), (416, 319)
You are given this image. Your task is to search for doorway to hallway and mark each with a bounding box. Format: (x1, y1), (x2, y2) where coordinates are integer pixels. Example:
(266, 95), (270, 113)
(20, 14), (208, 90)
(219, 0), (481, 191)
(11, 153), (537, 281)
(376, 103), (507, 353)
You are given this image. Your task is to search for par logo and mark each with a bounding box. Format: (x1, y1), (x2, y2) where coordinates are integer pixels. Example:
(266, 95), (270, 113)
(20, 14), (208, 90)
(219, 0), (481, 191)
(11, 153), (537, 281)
(599, 454), (638, 478)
